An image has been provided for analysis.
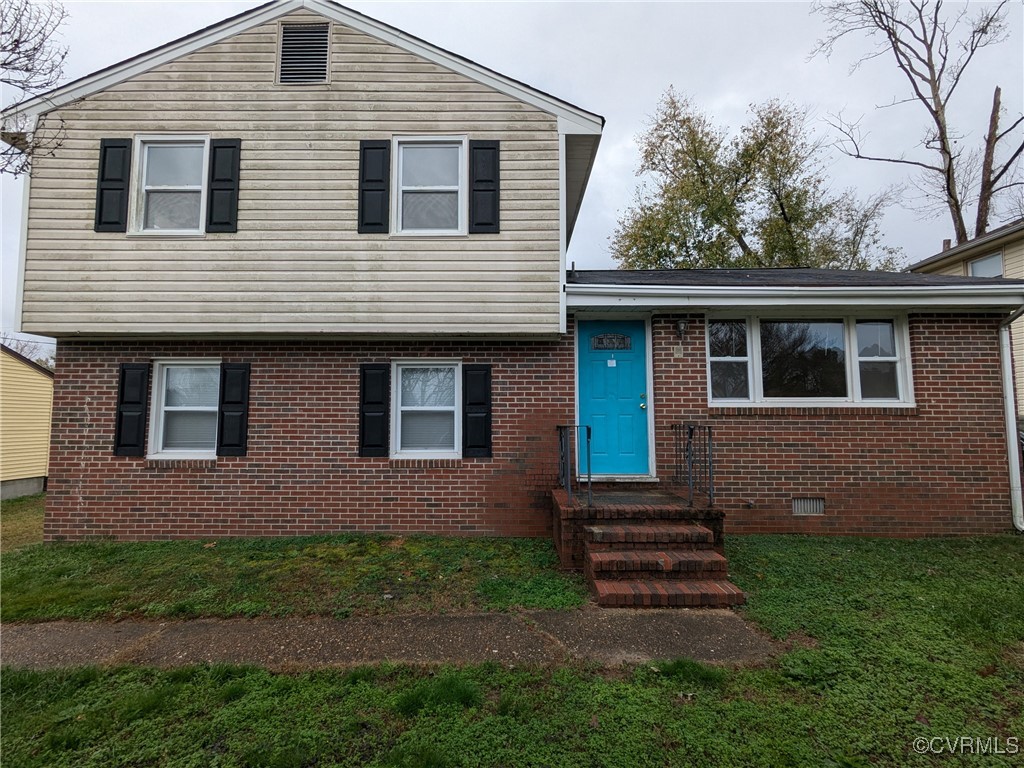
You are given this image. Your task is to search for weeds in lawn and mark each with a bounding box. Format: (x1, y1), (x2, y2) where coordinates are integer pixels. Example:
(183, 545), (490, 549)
(395, 672), (483, 716)
(1, 534), (588, 621)
(3, 536), (1022, 767)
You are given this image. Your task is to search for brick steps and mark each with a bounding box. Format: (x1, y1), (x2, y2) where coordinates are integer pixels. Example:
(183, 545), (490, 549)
(586, 549), (728, 580)
(593, 579), (747, 608)
(583, 521), (745, 609)
(584, 523), (714, 549)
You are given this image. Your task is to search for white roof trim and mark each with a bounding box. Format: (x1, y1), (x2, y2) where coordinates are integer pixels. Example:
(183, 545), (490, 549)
(2, 0), (604, 134)
(565, 283), (1024, 309)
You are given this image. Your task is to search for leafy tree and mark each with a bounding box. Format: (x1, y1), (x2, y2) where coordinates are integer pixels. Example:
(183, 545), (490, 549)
(1, 0), (68, 176)
(612, 89), (901, 271)
(813, 0), (1023, 243)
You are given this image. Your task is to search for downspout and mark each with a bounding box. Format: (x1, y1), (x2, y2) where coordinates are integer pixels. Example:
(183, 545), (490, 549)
(998, 305), (1024, 531)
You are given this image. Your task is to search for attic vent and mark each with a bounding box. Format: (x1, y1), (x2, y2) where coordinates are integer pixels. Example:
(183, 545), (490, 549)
(279, 23), (329, 83)
(792, 497), (825, 516)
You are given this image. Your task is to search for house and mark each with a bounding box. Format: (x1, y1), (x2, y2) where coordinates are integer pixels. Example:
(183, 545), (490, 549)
(0, 344), (54, 499)
(908, 218), (1024, 416)
(3, 0), (1023, 606)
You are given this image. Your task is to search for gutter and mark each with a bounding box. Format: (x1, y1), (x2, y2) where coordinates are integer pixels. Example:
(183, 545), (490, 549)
(565, 282), (1024, 309)
(999, 305), (1024, 531)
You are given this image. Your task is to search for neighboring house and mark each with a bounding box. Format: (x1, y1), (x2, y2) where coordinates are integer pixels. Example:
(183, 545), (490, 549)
(909, 218), (1024, 416)
(2, 0), (1022, 572)
(0, 345), (54, 500)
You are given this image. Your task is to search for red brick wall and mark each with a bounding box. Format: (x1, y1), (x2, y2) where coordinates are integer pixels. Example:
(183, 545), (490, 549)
(46, 312), (1017, 541)
(45, 336), (574, 541)
(651, 313), (1016, 536)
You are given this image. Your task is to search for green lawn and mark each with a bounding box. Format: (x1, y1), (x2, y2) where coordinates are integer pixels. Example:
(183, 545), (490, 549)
(0, 493), (45, 553)
(0, 533), (589, 621)
(3, 535), (1022, 766)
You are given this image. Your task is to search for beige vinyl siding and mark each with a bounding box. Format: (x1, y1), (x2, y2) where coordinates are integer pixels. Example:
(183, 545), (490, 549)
(0, 352), (53, 482)
(22, 11), (562, 336)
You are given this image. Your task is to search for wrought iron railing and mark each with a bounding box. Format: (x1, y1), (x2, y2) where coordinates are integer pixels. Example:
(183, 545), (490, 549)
(671, 423), (714, 506)
(556, 424), (592, 507)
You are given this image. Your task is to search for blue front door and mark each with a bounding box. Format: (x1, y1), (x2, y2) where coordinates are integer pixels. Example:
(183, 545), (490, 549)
(577, 320), (650, 475)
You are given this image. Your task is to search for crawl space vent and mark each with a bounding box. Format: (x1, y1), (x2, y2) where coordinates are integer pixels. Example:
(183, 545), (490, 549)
(279, 23), (329, 83)
(792, 497), (825, 516)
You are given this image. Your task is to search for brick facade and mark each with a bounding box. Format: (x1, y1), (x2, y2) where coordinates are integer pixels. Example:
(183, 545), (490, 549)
(45, 337), (574, 541)
(45, 312), (1016, 541)
(651, 313), (1015, 536)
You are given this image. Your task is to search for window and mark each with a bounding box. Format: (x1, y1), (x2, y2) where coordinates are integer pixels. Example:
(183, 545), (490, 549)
(854, 321), (900, 399)
(708, 320), (750, 399)
(279, 23), (329, 84)
(149, 361), (220, 457)
(392, 362), (462, 458)
(393, 137), (467, 234)
(761, 320), (847, 398)
(133, 136), (209, 234)
(969, 252), (1003, 278)
(706, 318), (911, 404)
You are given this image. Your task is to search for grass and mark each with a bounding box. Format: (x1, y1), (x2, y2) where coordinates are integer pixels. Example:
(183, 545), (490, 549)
(0, 532), (589, 621)
(0, 492), (45, 553)
(3, 535), (1022, 766)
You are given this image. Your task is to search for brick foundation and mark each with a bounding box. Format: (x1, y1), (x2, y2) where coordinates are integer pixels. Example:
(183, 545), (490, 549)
(46, 311), (1018, 540)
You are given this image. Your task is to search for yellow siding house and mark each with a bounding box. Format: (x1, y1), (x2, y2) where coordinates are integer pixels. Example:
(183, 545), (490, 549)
(1, 345), (55, 499)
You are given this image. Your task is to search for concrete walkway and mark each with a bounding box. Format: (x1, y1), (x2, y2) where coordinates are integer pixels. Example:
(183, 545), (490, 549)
(0, 608), (778, 670)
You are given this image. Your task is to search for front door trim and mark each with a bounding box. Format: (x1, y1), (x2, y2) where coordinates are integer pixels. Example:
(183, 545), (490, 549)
(573, 312), (657, 479)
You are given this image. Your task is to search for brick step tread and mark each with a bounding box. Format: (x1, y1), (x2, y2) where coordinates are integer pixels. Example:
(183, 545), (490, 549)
(593, 579), (746, 608)
(588, 549), (728, 575)
(583, 523), (714, 545)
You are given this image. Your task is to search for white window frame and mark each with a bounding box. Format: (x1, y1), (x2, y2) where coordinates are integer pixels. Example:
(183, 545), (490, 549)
(147, 359), (221, 460)
(706, 315), (914, 407)
(968, 251), (1004, 278)
(707, 320), (752, 402)
(130, 134), (210, 236)
(390, 360), (462, 459)
(391, 135), (468, 236)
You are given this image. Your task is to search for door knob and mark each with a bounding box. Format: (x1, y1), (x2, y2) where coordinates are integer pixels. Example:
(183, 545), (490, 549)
(640, 403), (647, 410)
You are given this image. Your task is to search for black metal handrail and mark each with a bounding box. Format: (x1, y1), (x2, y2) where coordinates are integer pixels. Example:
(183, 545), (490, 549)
(556, 424), (592, 507)
(671, 423), (714, 506)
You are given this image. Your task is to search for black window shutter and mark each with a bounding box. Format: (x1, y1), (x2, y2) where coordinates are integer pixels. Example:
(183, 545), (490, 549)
(463, 364), (492, 458)
(359, 364), (390, 456)
(217, 363), (250, 457)
(94, 139), (132, 232)
(358, 140), (390, 233)
(206, 139), (242, 233)
(113, 363), (150, 456)
(469, 140), (500, 234)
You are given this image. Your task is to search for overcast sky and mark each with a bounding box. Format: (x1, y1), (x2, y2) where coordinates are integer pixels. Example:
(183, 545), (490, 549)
(2, 0), (1022, 341)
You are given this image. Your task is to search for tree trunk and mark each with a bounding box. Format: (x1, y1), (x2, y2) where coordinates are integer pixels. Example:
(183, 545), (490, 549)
(975, 86), (1002, 238)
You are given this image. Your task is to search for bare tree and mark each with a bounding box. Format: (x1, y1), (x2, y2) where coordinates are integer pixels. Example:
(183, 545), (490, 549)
(0, 332), (55, 370)
(1, 0), (68, 176)
(813, 0), (1024, 243)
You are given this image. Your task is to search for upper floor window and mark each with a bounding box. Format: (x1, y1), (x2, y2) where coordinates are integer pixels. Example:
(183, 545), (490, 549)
(393, 137), (467, 235)
(133, 136), (209, 235)
(279, 23), (330, 84)
(968, 252), (1003, 278)
(707, 317), (912, 405)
